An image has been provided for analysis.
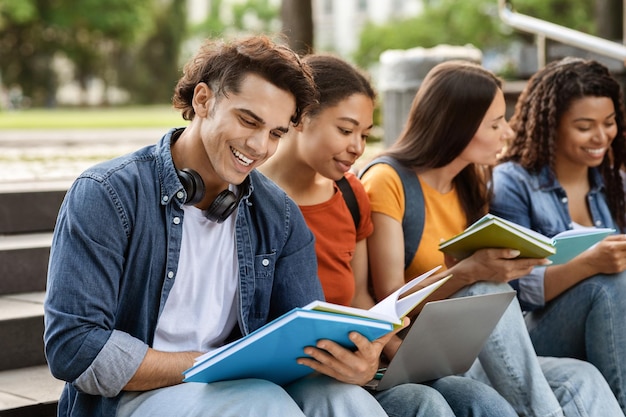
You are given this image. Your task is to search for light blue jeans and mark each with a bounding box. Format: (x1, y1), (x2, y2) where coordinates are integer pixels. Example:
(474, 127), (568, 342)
(372, 375), (517, 417)
(525, 271), (626, 415)
(372, 382), (455, 417)
(117, 376), (389, 417)
(459, 281), (623, 417)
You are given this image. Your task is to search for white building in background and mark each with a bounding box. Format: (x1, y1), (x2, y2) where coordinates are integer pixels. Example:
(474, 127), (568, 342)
(312, 0), (423, 57)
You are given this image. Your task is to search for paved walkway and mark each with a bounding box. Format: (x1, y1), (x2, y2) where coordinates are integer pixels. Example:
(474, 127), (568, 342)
(0, 127), (384, 185)
(0, 128), (165, 184)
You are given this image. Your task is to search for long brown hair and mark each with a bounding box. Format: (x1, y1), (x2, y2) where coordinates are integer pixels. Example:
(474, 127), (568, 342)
(384, 60), (503, 226)
(501, 57), (626, 230)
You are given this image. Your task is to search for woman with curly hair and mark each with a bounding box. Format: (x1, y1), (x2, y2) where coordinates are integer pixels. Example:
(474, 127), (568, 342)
(363, 59), (622, 416)
(491, 56), (626, 412)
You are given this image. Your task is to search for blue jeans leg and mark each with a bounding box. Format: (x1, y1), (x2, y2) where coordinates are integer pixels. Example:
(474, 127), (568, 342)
(371, 382), (455, 417)
(117, 379), (306, 417)
(538, 356), (624, 417)
(526, 271), (626, 414)
(430, 375), (517, 417)
(284, 374), (389, 417)
(457, 281), (563, 417)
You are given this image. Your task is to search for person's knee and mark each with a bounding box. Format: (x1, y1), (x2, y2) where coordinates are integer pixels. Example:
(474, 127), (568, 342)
(542, 357), (605, 388)
(432, 376), (517, 416)
(596, 271), (626, 300)
(217, 379), (305, 416)
(119, 380), (304, 417)
(293, 376), (372, 403)
(287, 376), (387, 417)
(374, 383), (455, 417)
(234, 378), (295, 401)
(391, 383), (447, 404)
(562, 359), (606, 386)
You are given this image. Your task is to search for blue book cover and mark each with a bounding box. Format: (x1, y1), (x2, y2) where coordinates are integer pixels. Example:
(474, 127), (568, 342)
(183, 308), (394, 386)
(549, 228), (614, 265)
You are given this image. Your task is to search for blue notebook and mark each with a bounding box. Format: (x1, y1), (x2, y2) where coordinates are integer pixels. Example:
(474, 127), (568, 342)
(549, 228), (614, 265)
(183, 308), (394, 386)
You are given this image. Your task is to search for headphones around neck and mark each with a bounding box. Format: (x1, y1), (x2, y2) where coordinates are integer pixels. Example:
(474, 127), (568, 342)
(177, 168), (248, 223)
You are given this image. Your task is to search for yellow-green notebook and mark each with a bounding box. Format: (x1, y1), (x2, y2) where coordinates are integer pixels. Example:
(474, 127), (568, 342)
(439, 214), (613, 263)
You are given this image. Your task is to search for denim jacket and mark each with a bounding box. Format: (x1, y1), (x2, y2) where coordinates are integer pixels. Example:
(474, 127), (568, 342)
(490, 161), (620, 311)
(44, 128), (323, 417)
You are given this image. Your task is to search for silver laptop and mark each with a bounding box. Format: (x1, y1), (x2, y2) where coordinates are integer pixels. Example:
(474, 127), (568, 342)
(367, 291), (515, 391)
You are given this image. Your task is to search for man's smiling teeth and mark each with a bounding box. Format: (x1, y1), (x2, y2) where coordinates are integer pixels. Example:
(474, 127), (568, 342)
(232, 147), (253, 166)
(584, 147), (605, 156)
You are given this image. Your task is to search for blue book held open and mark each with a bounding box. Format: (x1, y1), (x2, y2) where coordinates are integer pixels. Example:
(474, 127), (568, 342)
(183, 266), (449, 386)
(548, 228), (614, 264)
(183, 308), (393, 385)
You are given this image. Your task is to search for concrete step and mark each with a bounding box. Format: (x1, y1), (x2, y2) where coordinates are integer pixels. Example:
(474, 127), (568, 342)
(0, 365), (63, 417)
(0, 293), (47, 371)
(0, 182), (68, 235)
(0, 234), (52, 296)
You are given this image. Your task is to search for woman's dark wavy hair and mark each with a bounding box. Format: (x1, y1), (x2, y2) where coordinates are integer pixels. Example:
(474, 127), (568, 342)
(384, 60), (503, 227)
(302, 54), (376, 118)
(172, 35), (318, 125)
(501, 57), (626, 230)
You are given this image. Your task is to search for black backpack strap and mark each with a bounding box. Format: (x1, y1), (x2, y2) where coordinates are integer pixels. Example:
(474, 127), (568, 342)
(336, 176), (360, 230)
(359, 155), (425, 270)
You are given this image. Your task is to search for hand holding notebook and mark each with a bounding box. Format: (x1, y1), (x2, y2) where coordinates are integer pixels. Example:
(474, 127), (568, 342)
(438, 213), (614, 264)
(183, 266), (451, 385)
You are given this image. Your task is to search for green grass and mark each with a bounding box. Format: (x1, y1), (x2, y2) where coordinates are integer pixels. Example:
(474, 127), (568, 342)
(0, 105), (185, 129)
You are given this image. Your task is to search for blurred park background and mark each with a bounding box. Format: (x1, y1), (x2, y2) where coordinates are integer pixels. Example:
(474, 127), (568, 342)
(1, 0), (624, 111)
(3, 3), (626, 414)
(1, 0), (625, 180)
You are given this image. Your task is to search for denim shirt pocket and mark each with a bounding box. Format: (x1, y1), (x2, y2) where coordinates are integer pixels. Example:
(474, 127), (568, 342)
(249, 252), (276, 320)
(254, 252), (276, 278)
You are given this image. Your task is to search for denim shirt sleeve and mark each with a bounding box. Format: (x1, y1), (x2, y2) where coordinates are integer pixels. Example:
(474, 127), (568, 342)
(45, 174), (146, 395)
(514, 267), (547, 310)
(491, 163), (547, 311)
(74, 330), (148, 396)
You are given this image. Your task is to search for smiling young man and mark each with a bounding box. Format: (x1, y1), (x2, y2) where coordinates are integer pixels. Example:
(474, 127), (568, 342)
(44, 36), (393, 417)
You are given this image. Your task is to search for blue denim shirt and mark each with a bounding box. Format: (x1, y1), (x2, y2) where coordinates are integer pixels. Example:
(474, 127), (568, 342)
(44, 128), (323, 417)
(490, 161), (620, 311)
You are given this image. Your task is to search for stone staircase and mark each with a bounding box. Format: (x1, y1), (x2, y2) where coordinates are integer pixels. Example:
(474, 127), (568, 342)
(0, 181), (70, 417)
(0, 128), (163, 417)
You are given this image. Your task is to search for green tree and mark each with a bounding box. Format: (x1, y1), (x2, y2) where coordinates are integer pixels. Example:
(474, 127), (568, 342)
(0, 0), (153, 107)
(354, 0), (596, 69)
(116, 0), (187, 104)
(57, 0), (154, 105)
(191, 0), (227, 37)
(233, 0), (280, 33)
(1, 0), (59, 106)
(192, 0), (280, 39)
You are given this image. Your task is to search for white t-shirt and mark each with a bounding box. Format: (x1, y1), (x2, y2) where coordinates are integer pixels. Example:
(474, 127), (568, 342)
(153, 204), (239, 352)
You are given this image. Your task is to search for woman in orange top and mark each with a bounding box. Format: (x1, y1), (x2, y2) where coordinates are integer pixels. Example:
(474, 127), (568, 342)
(260, 54), (376, 309)
(261, 54), (519, 417)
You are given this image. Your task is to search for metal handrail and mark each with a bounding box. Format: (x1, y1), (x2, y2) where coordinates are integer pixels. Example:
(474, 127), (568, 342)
(498, 0), (626, 66)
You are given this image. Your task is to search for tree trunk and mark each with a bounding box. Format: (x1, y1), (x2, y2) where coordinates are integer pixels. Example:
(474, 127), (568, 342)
(280, 0), (314, 55)
(595, 0), (622, 40)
